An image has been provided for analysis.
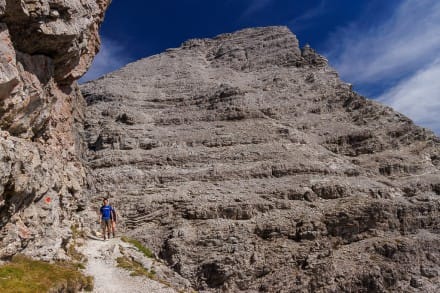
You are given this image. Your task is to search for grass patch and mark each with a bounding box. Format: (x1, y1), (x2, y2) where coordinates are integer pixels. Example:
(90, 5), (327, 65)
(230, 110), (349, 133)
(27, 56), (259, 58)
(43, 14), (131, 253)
(121, 236), (155, 259)
(67, 243), (87, 263)
(116, 256), (156, 279)
(0, 255), (93, 293)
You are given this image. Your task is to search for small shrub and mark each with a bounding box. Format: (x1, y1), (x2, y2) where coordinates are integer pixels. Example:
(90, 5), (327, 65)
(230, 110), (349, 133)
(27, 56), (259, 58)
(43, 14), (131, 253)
(68, 224), (88, 265)
(71, 224), (85, 240)
(68, 243), (87, 263)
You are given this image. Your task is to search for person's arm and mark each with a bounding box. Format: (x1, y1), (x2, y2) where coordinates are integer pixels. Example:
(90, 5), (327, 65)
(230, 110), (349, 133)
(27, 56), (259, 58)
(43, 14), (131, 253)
(99, 207), (102, 223)
(111, 207), (116, 222)
(113, 208), (117, 222)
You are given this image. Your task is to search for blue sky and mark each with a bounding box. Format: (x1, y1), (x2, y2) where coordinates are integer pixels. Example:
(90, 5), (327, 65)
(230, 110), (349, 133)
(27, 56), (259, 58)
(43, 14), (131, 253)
(82, 0), (440, 134)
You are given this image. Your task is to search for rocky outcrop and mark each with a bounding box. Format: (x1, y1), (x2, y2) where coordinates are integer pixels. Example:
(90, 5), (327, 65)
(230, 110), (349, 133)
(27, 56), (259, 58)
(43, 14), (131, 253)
(81, 26), (440, 292)
(0, 0), (110, 260)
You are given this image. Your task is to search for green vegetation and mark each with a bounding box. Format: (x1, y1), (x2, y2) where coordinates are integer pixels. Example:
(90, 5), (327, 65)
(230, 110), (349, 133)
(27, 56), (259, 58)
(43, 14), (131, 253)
(116, 256), (156, 279)
(121, 236), (155, 259)
(68, 224), (88, 264)
(0, 255), (93, 293)
(67, 243), (87, 263)
(71, 224), (85, 240)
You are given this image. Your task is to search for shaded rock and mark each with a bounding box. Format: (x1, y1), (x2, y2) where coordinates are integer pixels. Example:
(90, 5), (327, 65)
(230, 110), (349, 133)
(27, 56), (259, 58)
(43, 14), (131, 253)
(0, 0), (110, 260)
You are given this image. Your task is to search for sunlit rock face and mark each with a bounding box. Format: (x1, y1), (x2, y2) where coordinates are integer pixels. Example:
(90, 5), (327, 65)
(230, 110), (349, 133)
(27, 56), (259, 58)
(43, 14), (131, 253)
(81, 26), (440, 292)
(0, 0), (110, 260)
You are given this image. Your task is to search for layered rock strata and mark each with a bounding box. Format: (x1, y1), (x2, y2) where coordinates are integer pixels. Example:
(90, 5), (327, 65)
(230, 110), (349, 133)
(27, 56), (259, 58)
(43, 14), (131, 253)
(82, 26), (440, 292)
(0, 0), (110, 260)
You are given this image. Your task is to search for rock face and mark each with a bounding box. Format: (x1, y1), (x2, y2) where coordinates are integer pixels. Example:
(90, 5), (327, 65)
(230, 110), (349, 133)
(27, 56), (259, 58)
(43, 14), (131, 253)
(0, 0), (110, 259)
(81, 26), (440, 292)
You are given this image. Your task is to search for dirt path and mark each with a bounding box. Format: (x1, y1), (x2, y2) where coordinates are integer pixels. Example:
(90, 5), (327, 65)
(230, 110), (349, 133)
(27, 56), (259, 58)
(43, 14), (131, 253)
(80, 237), (176, 293)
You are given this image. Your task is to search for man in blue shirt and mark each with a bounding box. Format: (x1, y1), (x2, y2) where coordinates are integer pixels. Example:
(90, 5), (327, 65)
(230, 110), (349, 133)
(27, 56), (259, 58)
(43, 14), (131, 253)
(99, 198), (114, 240)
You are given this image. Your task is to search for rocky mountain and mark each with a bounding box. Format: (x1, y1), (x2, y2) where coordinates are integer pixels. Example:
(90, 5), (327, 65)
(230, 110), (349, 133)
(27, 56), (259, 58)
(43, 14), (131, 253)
(81, 26), (440, 292)
(0, 0), (110, 260)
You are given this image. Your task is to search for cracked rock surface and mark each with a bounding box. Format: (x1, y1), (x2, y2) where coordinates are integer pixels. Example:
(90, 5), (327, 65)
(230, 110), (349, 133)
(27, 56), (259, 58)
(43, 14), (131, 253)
(0, 0), (110, 260)
(81, 26), (440, 292)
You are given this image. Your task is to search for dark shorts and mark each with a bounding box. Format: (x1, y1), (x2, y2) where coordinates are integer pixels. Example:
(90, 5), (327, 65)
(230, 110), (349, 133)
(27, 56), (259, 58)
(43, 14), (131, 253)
(101, 219), (111, 230)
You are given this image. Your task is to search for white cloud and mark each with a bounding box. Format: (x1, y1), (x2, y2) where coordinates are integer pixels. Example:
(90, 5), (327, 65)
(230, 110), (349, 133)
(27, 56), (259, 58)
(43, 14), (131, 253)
(324, 0), (440, 135)
(289, 0), (328, 32)
(326, 0), (440, 85)
(378, 60), (440, 134)
(80, 37), (132, 83)
(241, 0), (273, 18)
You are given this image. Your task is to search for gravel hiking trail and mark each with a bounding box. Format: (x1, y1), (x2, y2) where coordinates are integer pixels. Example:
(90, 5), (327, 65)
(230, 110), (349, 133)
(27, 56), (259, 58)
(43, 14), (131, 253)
(80, 237), (176, 293)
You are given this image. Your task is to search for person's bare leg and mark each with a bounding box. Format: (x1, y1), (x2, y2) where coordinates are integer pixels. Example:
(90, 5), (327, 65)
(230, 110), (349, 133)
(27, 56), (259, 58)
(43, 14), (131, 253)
(112, 221), (116, 237)
(106, 221), (111, 239)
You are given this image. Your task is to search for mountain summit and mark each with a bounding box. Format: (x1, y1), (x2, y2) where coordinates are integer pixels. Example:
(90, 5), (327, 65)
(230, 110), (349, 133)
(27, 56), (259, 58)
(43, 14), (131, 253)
(81, 26), (440, 292)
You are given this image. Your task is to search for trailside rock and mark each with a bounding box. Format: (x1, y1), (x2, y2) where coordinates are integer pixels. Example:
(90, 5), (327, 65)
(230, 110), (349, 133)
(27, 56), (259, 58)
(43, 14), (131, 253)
(0, 0), (110, 260)
(81, 26), (440, 291)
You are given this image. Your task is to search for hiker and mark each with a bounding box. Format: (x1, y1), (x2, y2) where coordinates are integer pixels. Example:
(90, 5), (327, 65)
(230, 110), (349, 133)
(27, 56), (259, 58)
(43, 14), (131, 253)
(99, 198), (115, 240)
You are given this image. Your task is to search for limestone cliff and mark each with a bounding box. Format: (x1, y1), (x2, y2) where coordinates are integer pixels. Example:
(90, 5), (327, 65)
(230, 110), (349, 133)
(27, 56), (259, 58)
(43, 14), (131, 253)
(81, 27), (440, 292)
(0, 0), (110, 260)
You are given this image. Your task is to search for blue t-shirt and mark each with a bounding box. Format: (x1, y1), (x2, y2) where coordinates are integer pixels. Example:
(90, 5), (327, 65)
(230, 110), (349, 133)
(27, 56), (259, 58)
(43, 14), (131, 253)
(100, 205), (113, 220)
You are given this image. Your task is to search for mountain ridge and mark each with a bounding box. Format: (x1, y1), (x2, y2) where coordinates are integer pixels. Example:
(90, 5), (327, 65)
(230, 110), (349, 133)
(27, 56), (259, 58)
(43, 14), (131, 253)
(80, 26), (440, 291)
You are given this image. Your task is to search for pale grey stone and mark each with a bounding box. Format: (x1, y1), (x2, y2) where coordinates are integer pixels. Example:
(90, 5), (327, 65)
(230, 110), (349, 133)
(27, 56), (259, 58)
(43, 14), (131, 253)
(80, 26), (440, 292)
(0, 0), (111, 260)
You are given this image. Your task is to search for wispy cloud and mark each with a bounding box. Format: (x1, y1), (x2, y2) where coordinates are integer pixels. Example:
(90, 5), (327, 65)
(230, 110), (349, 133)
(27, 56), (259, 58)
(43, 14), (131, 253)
(80, 37), (133, 83)
(378, 59), (440, 134)
(325, 0), (440, 134)
(326, 0), (440, 86)
(289, 0), (328, 32)
(241, 0), (273, 19)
